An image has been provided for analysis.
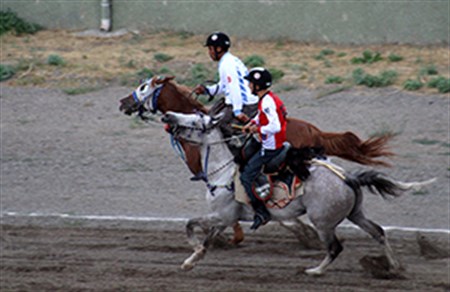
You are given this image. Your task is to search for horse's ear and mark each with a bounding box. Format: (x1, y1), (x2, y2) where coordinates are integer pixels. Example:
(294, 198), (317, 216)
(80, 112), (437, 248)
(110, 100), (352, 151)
(155, 75), (175, 85)
(211, 112), (224, 123)
(208, 112), (224, 127)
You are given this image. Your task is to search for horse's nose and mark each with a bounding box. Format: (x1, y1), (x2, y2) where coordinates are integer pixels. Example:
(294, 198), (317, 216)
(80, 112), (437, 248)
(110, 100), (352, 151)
(119, 103), (131, 115)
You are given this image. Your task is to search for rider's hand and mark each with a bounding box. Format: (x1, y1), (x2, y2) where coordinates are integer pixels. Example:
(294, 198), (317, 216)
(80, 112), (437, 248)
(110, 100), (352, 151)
(193, 85), (206, 95)
(236, 113), (249, 123)
(242, 123), (258, 134)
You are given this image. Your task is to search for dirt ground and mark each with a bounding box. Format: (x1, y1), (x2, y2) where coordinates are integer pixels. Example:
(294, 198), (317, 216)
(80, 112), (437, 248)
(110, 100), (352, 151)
(1, 30), (450, 291)
(1, 221), (449, 292)
(1, 83), (449, 291)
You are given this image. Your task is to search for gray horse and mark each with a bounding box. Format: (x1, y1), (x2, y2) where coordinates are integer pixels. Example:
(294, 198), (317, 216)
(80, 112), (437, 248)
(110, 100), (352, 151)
(161, 111), (434, 275)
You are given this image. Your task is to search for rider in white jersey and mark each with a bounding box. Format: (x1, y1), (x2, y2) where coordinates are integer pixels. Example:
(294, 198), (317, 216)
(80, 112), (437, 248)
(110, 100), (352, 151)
(204, 48), (258, 117)
(194, 32), (258, 135)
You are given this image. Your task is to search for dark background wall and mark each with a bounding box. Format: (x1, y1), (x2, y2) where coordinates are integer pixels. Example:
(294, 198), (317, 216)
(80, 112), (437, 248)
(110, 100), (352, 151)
(3, 0), (448, 44)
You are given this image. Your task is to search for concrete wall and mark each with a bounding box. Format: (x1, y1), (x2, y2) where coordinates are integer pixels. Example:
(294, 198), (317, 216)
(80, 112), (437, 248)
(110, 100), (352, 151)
(2, 0), (448, 45)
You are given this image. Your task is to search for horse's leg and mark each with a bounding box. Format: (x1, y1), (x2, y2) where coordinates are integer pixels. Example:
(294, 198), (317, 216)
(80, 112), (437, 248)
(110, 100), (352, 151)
(230, 222), (244, 245)
(185, 217), (211, 247)
(279, 218), (322, 250)
(347, 211), (400, 270)
(182, 216), (225, 271)
(305, 228), (343, 275)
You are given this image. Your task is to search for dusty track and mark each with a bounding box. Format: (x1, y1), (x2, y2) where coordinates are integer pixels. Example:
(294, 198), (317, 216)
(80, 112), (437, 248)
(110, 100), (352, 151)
(1, 221), (449, 291)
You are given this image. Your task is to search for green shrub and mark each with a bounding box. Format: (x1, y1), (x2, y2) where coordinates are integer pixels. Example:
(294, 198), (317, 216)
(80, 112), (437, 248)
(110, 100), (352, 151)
(63, 86), (100, 95)
(320, 49), (335, 56)
(136, 68), (154, 81)
(154, 53), (174, 63)
(427, 76), (446, 88)
(313, 54), (325, 61)
(325, 75), (344, 84)
(47, 54), (65, 66)
(156, 66), (173, 75)
(119, 68), (155, 86)
(244, 55), (265, 68)
(0, 64), (16, 81)
(352, 68), (398, 87)
(125, 59), (137, 69)
(176, 31), (194, 40)
(427, 76), (450, 93)
(379, 70), (398, 86)
(268, 68), (284, 83)
(351, 50), (383, 64)
(388, 54), (403, 62)
(403, 79), (423, 91)
(180, 63), (211, 87)
(314, 49), (335, 61)
(0, 9), (43, 36)
(419, 64), (438, 76)
(352, 68), (366, 84)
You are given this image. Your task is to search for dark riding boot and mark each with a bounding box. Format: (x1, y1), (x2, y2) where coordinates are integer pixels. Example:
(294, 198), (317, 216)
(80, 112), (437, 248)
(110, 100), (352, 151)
(250, 200), (271, 230)
(190, 171), (207, 182)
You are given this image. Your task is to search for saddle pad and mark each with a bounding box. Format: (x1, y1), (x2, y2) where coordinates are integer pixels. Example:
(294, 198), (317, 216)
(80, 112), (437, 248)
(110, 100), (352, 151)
(266, 177), (304, 209)
(234, 173), (304, 209)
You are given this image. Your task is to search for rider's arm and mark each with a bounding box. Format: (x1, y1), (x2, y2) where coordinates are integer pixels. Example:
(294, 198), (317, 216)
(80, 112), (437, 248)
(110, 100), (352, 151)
(206, 82), (223, 98)
(212, 57), (245, 116)
(224, 65), (246, 116)
(206, 66), (226, 98)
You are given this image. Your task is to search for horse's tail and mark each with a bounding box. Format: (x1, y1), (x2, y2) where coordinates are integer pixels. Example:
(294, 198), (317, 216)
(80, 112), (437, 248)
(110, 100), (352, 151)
(345, 170), (437, 199)
(319, 132), (394, 167)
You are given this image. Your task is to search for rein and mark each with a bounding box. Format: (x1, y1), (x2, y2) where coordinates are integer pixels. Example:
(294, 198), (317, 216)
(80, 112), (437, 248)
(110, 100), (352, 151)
(203, 144), (236, 196)
(196, 80), (220, 102)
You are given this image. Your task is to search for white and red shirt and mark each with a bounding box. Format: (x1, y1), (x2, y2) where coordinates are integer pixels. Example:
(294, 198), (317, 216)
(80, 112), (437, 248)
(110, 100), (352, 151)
(251, 91), (287, 150)
(206, 52), (258, 115)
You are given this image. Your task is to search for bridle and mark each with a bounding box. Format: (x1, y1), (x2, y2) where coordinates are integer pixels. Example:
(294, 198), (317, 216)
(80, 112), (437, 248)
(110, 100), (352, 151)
(131, 77), (164, 117)
(133, 77), (215, 121)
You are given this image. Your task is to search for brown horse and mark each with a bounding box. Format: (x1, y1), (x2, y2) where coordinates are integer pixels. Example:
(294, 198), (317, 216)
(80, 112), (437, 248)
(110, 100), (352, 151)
(119, 76), (206, 175)
(119, 76), (244, 244)
(119, 76), (394, 169)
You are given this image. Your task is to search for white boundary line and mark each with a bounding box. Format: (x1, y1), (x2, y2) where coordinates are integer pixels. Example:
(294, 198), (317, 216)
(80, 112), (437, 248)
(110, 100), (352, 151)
(2, 212), (449, 234)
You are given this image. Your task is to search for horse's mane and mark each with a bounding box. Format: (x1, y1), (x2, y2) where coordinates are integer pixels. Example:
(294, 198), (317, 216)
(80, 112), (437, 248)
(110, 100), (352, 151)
(167, 80), (208, 113)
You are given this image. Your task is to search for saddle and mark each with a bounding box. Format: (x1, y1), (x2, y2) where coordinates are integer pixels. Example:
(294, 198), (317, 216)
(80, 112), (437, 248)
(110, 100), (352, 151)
(234, 140), (308, 209)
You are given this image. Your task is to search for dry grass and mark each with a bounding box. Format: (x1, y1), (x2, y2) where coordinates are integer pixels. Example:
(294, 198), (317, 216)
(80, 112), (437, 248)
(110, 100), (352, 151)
(2, 30), (448, 94)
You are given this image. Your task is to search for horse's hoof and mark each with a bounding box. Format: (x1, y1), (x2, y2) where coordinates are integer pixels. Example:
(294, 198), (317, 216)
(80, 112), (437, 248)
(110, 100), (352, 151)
(181, 262), (195, 271)
(305, 267), (324, 276)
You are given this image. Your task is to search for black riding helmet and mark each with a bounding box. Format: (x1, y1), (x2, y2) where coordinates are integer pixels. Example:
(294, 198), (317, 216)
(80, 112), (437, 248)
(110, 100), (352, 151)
(205, 32), (231, 50)
(244, 67), (272, 93)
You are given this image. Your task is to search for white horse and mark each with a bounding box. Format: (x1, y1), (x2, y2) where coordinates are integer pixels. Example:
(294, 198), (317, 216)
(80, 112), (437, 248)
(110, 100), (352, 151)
(161, 111), (435, 275)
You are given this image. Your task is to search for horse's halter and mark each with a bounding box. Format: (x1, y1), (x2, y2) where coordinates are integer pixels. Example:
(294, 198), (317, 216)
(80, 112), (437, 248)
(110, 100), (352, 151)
(132, 77), (163, 114)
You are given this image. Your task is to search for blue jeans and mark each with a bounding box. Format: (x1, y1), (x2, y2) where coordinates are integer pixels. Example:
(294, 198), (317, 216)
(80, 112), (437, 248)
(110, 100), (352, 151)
(240, 148), (282, 204)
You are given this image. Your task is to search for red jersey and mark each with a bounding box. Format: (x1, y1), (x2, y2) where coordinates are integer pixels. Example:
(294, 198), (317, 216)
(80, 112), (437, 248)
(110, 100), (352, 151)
(252, 91), (287, 150)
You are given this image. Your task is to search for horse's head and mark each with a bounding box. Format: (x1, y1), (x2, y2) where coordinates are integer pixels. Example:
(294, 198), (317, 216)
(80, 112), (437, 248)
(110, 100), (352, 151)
(161, 111), (223, 144)
(119, 76), (175, 115)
